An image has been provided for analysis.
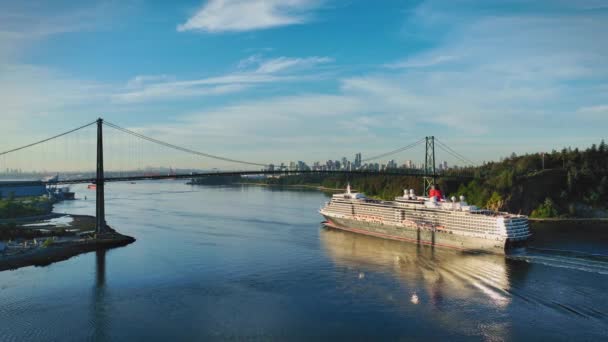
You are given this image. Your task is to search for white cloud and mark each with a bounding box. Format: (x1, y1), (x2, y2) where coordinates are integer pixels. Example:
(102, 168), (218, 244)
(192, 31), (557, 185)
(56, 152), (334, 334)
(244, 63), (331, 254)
(255, 56), (332, 73)
(113, 55), (333, 103)
(0, 63), (112, 147)
(386, 55), (457, 69)
(576, 105), (608, 120)
(126, 74), (175, 89)
(3, 0), (608, 167)
(177, 0), (321, 33)
(0, 2), (125, 61)
(237, 54), (263, 69)
(114, 83), (248, 103)
(127, 6), (608, 166)
(0, 1), (133, 138)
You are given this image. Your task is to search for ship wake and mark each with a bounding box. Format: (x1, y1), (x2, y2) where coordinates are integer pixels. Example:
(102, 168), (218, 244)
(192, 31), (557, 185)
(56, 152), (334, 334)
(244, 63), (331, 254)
(507, 247), (608, 275)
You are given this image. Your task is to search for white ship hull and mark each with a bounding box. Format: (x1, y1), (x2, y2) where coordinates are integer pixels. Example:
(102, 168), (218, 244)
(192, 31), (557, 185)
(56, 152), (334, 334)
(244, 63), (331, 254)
(322, 214), (518, 254)
(319, 185), (530, 254)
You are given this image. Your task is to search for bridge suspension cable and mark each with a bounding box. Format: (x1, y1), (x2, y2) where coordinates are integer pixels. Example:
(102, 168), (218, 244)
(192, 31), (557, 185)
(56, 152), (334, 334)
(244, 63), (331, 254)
(0, 120), (97, 157)
(361, 138), (425, 163)
(102, 121), (268, 167)
(434, 138), (476, 166)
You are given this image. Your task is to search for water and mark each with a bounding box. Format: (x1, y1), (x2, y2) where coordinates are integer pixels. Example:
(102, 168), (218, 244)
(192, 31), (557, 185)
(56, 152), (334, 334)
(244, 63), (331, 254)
(1, 181), (607, 341)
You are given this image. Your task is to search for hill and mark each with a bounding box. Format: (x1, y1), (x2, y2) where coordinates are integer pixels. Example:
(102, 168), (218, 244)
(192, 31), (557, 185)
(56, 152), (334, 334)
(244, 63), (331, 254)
(241, 140), (608, 218)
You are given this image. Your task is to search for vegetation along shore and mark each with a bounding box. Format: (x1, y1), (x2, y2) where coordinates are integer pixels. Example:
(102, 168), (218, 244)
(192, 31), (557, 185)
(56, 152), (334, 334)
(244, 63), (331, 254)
(231, 141), (608, 220)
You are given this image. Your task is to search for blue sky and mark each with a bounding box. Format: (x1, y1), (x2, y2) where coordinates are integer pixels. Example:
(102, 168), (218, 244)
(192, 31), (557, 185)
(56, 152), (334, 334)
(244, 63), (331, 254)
(1, 0), (608, 168)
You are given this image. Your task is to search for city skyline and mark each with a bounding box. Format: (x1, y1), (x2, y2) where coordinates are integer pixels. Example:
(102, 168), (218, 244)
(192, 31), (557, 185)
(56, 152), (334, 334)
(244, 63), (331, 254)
(267, 153), (451, 173)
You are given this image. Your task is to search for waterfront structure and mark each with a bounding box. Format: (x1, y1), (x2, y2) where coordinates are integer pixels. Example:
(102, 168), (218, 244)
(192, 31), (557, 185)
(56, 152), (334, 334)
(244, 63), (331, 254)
(320, 185), (530, 254)
(0, 180), (46, 199)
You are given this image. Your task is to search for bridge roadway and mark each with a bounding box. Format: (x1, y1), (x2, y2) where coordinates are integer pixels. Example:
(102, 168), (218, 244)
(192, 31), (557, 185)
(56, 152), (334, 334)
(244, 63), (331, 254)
(1, 170), (474, 187)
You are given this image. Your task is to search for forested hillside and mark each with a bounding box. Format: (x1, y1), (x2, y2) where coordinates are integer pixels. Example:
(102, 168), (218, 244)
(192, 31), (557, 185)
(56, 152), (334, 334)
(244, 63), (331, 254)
(242, 141), (608, 218)
(456, 140), (608, 217)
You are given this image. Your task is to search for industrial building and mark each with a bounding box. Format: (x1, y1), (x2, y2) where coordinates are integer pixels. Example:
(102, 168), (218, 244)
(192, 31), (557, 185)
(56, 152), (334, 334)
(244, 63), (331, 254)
(0, 180), (47, 199)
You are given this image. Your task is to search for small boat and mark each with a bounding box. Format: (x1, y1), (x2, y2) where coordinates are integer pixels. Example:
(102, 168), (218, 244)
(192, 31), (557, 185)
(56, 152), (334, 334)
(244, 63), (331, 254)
(58, 186), (75, 200)
(87, 184), (96, 190)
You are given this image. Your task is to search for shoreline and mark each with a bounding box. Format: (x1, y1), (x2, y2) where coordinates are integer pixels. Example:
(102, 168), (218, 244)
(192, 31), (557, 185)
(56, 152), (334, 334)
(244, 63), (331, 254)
(530, 217), (608, 225)
(237, 182), (343, 192)
(0, 215), (135, 272)
(0, 213), (63, 224)
(239, 183), (608, 222)
(240, 183), (608, 224)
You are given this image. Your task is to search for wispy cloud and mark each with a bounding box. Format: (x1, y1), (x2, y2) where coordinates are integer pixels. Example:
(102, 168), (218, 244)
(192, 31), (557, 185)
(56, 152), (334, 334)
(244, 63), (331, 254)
(0, 1), (126, 60)
(177, 0), (322, 33)
(135, 4), (608, 164)
(2, 0), (608, 166)
(386, 55), (457, 69)
(0, 63), (111, 143)
(0, 2), (124, 138)
(254, 56), (332, 73)
(113, 55), (333, 103)
(576, 105), (608, 120)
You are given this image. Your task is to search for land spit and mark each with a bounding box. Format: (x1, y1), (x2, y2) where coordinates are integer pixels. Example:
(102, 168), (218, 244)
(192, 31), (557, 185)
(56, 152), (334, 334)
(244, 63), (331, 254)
(0, 215), (135, 272)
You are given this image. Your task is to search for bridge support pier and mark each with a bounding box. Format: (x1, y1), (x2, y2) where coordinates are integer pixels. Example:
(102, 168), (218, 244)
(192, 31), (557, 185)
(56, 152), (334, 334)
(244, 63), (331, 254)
(95, 118), (106, 235)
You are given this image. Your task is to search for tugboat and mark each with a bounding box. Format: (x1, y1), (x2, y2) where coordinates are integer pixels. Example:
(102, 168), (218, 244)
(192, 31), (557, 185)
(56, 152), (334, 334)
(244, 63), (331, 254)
(56, 186), (75, 200)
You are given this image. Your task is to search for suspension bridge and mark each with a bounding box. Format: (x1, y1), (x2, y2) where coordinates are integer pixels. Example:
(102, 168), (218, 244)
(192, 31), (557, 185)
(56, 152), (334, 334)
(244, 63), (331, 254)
(0, 118), (477, 235)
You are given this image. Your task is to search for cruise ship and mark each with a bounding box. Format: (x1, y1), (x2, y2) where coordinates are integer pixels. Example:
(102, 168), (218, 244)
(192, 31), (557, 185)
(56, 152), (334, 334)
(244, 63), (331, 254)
(319, 184), (530, 254)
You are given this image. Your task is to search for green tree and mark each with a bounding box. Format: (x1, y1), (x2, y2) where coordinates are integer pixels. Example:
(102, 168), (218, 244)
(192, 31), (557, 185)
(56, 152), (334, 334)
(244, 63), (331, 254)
(486, 192), (504, 211)
(531, 198), (559, 218)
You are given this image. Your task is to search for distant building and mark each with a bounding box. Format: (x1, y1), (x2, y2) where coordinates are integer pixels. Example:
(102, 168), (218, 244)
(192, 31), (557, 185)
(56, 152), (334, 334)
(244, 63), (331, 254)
(354, 153), (362, 169)
(387, 159), (397, 169)
(297, 161), (310, 171)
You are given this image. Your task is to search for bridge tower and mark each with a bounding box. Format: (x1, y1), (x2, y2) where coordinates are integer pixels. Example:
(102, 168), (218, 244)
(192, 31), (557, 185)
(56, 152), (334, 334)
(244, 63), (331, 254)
(423, 136), (436, 196)
(95, 118), (106, 234)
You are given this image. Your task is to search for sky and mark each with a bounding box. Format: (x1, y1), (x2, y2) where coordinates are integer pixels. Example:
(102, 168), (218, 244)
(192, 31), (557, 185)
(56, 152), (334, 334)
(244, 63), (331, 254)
(1, 0), (607, 169)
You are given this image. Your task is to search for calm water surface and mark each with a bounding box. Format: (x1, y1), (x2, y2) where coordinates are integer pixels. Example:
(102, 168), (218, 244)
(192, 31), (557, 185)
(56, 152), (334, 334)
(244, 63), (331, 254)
(1, 181), (607, 341)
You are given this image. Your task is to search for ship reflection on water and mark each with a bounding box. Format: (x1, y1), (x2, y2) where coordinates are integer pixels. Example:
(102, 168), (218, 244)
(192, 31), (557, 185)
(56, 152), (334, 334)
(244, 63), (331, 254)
(320, 226), (529, 339)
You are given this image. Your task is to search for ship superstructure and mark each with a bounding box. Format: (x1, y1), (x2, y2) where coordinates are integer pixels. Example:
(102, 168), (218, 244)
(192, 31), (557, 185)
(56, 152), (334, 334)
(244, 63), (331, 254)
(319, 184), (530, 253)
